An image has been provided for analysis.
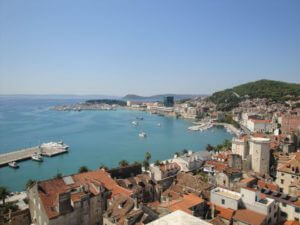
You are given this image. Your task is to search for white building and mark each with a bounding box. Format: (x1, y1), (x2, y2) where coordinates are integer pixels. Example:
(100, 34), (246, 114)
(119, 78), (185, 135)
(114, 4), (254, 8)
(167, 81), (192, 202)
(210, 187), (278, 225)
(247, 119), (273, 133)
(148, 210), (212, 225)
(172, 151), (211, 172)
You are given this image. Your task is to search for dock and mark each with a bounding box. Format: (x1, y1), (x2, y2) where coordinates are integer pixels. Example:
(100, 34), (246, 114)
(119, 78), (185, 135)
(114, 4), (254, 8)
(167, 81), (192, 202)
(0, 144), (68, 167)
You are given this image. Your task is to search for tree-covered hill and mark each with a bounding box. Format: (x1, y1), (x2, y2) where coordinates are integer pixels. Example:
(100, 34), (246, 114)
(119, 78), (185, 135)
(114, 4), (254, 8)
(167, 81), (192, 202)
(210, 79), (300, 111)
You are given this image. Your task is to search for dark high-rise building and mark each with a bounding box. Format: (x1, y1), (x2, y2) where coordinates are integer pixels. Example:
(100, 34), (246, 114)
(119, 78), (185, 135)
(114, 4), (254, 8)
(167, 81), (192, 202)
(163, 96), (174, 107)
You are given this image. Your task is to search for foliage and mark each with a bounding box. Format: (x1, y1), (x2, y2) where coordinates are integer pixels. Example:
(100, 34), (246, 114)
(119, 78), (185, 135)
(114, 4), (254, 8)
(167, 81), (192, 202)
(118, 160), (129, 167)
(210, 79), (300, 111)
(0, 187), (9, 206)
(145, 152), (151, 161)
(182, 149), (188, 154)
(26, 179), (36, 189)
(197, 172), (209, 183)
(154, 160), (161, 166)
(222, 114), (240, 128)
(208, 139), (232, 153)
(206, 144), (214, 152)
(99, 164), (109, 170)
(0, 202), (18, 216)
(78, 166), (89, 173)
(142, 160), (150, 170)
(54, 173), (63, 179)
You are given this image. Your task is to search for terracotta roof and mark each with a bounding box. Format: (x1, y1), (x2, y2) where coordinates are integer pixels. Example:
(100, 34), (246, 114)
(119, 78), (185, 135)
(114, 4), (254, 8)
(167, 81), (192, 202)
(167, 194), (204, 214)
(240, 177), (256, 184)
(205, 161), (228, 172)
(284, 221), (300, 225)
(251, 119), (272, 124)
(277, 152), (300, 174)
(257, 180), (279, 191)
(38, 169), (132, 219)
(207, 202), (234, 221)
(233, 209), (266, 225)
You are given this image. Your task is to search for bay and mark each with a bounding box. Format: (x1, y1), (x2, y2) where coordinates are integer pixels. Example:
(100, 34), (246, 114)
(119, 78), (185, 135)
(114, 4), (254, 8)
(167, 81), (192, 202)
(0, 97), (233, 191)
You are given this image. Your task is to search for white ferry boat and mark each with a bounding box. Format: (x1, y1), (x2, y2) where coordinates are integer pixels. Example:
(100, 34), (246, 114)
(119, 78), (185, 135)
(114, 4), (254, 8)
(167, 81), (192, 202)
(40, 141), (69, 150)
(8, 161), (19, 168)
(139, 132), (147, 138)
(31, 153), (43, 162)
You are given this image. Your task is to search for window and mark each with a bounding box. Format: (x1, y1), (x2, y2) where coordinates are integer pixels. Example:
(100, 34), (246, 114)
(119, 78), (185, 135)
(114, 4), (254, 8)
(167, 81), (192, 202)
(296, 207), (300, 213)
(222, 199), (225, 205)
(282, 203), (287, 207)
(269, 207), (271, 213)
(295, 218), (299, 222)
(281, 179), (284, 184)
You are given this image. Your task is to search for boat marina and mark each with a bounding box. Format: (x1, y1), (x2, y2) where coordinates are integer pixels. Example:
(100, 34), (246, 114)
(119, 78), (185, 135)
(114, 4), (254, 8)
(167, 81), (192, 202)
(0, 142), (69, 168)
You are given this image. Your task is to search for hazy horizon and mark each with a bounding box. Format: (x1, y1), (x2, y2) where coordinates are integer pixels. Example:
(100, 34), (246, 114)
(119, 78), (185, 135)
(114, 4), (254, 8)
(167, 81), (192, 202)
(1, 1), (300, 95)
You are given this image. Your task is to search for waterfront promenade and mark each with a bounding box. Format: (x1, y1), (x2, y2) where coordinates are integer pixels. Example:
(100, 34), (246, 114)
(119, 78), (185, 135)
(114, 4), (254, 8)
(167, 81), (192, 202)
(0, 146), (68, 167)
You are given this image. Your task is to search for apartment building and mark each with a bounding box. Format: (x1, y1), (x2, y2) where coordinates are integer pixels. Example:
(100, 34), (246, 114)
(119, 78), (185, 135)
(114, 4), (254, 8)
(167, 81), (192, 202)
(276, 152), (300, 194)
(210, 187), (278, 225)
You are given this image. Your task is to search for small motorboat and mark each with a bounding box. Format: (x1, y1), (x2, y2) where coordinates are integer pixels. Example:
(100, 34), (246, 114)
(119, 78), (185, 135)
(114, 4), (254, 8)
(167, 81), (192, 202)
(132, 121), (139, 126)
(8, 161), (19, 168)
(31, 153), (43, 162)
(157, 123), (161, 127)
(136, 117), (144, 120)
(139, 132), (147, 138)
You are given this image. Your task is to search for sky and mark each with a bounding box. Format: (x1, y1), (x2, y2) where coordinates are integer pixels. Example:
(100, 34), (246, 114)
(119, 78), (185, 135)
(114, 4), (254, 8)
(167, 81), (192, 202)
(0, 0), (299, 96)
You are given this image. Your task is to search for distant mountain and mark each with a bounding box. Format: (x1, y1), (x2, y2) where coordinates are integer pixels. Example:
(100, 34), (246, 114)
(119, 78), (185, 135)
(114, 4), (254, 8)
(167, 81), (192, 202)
(210, 79), (300, 111)
(123, 94), (204, 101)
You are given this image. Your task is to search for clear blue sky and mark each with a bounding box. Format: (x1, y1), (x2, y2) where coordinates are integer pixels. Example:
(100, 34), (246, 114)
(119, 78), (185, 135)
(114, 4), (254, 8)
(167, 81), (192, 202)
(0, 0), (299, 96)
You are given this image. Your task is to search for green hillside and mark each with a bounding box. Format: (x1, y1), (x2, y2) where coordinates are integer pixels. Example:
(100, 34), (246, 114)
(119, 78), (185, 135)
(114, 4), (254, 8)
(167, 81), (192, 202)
(210, 79), (300, 111)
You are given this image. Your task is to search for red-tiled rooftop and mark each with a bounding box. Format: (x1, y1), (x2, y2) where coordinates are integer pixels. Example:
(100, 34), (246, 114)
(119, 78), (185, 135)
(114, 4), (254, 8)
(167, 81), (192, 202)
(233, 209), (266, 225)
(38, 169), (132, 219)
(284, 221), (300, 225)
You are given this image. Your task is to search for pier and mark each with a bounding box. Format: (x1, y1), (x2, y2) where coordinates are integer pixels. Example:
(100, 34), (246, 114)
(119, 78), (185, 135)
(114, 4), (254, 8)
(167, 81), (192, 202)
(0, 144), (68, 167)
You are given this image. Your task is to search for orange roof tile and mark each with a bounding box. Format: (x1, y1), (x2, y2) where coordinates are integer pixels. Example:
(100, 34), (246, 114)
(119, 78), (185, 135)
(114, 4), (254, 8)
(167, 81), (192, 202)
(38, 169), (132, 220)
(233, 209), (266, 225)
(284, 221), (300, 225)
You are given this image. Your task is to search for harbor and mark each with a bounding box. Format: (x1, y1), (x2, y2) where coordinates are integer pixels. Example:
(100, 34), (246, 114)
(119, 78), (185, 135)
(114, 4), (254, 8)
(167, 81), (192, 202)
(0, 142), (69, 168)
(188, 121), (243, 136)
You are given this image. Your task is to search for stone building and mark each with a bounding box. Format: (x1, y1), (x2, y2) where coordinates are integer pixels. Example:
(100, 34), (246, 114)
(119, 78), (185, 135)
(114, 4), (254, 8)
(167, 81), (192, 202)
(276, 152), (300, 194)
(27, 169), (132, 225)
(249, 137), (270, 175)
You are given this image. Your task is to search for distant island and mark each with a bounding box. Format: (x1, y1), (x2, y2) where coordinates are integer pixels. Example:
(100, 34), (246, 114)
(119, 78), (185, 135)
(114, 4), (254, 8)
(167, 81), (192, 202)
(53, 99), (126, 111)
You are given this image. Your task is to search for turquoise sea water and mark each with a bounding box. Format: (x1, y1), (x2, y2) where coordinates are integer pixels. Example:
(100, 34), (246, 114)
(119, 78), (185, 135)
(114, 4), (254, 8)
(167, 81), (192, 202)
(0, 97), (233, 191)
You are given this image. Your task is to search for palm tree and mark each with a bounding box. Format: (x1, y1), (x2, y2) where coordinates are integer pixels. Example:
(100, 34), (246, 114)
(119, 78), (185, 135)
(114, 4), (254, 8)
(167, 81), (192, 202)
(143, 160), (150, 170)
(182, 149), (188, 154)
(0, 186), (9, 206)
(99, 164), (109, 170)
(145, 152), (151, 161)
(154, 160), (161, 166)
(78, 166), (89, 173)
(119, 160), (129, 167)
(206, 144), (214, 152)
(223, 139), (232, 150)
